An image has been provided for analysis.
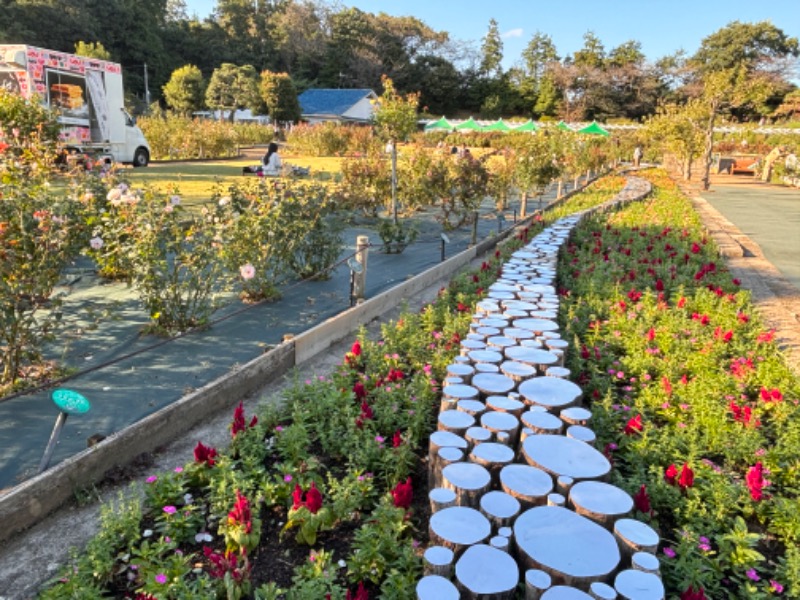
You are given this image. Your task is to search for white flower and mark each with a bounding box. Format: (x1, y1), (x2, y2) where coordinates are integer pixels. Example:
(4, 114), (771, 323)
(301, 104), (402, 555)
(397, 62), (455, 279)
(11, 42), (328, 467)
(219, 196), (231, 206)
(338, 559), (347, 569)
(183, 493), (193, 505)
(82, 192), (94, 202)
(106, 188), (122, 203)
(170, 195), (181, 205)
(143, 529), (153, 538)
(239, 263), (256, 280)
(195, 532), (213, 543)
(89, 236), (104, 250)
(164, 204), (174, 213)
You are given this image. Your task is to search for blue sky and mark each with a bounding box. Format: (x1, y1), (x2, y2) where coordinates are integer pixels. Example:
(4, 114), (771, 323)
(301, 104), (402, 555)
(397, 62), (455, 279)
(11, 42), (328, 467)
(184, 0), (800, 70)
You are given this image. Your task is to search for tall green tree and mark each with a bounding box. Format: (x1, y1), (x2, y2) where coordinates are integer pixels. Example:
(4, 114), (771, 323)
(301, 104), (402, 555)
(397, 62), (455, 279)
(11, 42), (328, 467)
(74, 41), (112, 60)
(689, 21), (799, 189)
(480, 18), (504, 77)
(259, 70), (301, 123)
(205, 63), (261, 120)
(163, 64), (206, 115)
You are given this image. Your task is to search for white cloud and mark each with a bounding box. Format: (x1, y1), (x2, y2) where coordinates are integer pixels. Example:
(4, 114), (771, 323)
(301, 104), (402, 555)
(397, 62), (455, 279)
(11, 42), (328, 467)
(502, 28), (523, 39)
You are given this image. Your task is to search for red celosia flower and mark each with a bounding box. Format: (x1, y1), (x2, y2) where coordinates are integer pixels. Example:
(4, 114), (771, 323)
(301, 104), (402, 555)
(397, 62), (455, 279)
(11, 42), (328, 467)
(665, 464), (678, 486)
(691, 242), (701, 254)
(580, 345), (590, 359)
(646, 328), (656, 341)
(677, 296), (687, 308)
(231, 402), (246, 437)
(392, 430), (403, 448)
(346, 581), (369, 600)
(360, 400), (373, 421)
(292, 482), (324, 514)
(624, 414), (643, 436)
(633, 484), (651, 514)
(204, 547), (250, 582)
(353, 381), (366, 400)
(760, 387), (783, 403)
(249, 415), (258, 428)
(391, 477), (413, 510)
(737, 312), (750, 324)
(305, 482), (323, 514)
(681, 585), (707, 600)
(746, 462), (767, 501)
(194, 441), (218, 467)
(678, 463), (694, 490)
(457, 302), (468, 312)
(351, 341), (362, 356)
(228, 491), (253, 533)
(714, 326), (733, 342)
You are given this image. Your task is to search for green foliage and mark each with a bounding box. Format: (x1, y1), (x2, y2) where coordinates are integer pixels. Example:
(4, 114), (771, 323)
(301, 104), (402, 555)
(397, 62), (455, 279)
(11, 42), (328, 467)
(162, 64), (206, 116)
(372, 76), (420, 144)
(74, 41), (111, 60)
(286, 122), (375, 157)
(205, 63), (262, 118)
(376, 218), (418, 253)
(259, 70), (301, 123)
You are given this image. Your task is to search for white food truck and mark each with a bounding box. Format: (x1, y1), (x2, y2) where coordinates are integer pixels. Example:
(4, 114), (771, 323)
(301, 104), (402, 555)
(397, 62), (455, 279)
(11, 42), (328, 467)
(0, 44), (151, 166)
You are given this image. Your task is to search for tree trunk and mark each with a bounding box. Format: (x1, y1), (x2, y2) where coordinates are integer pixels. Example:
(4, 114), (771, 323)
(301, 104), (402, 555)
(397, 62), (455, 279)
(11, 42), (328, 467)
(701, 100), (719, 191)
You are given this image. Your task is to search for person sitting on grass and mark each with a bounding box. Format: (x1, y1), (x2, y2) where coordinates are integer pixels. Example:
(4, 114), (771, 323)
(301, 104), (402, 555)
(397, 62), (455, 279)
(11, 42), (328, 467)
(262, 142), (282, 176)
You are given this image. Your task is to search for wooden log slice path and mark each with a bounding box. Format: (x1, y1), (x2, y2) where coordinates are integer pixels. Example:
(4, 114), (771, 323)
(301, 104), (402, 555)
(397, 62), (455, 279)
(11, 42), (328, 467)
(515, 506), (621, 587)
(429, 506), (491, 553)
(442, 461), (492, 507)
(560, 407), (592, 427)
(503, 327), (535, 342)
(416, 574), (460, 600)
(480, 410), (520, 444)
(631, 551), (660, 575)
(429, 487), (457, 513)
(455, 543), (519, 599)
(458, 399), (488, 417)
(568, 481), (633, 528)
(522, 435), (611, 481)
(588, 581), (618, 599)
(541, 588), (594, 599)
(466, 426), (492, 447)
(518, 377), (583, 412)
(505, 346), (558, 370)
(470, 442), (516, 485)
(461, 338), (488, 353)
(499, 463), (553, 507)
(546, 366), (572, 379)
(500, 360), (538, 384)
(446, 362), (475, 383)
(521, 410), (564, 435)
(486, 394), (526, 417)
(613, 519), (659, 558)
(566, 425), (597, 446)
(438, 409), (476, 436)
(613, 569), (665, 600)
(525, 569), (553, 600)
(514, 317), (561, 335)
(423, 545), (455, 577)
(472, 372), (516, 397)
(479, 490), (522, 528)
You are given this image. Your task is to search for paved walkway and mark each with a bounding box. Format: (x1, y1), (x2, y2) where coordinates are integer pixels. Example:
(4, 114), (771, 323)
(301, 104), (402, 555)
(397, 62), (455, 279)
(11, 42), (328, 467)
(683, 175), (800, 374)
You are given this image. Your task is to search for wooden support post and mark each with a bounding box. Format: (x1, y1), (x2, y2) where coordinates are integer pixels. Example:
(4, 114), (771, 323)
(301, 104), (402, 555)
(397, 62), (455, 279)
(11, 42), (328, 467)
(353, 235), (369, 303)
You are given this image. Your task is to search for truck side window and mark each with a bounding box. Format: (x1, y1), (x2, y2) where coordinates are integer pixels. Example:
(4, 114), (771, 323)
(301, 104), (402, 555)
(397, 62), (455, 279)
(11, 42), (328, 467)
(122, 109), (136, 127)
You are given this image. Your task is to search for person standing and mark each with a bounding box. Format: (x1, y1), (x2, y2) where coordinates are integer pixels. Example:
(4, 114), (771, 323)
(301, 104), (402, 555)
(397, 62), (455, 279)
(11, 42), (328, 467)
(633, 145), (643, 167)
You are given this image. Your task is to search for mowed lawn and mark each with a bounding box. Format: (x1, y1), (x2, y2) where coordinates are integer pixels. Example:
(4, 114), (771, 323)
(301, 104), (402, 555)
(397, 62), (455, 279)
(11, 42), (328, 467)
(124, 151), (346, 208)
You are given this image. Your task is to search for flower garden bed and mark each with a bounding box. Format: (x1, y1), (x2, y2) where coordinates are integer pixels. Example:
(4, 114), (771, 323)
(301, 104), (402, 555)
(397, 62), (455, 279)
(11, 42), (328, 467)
(37, 171), (800, 599)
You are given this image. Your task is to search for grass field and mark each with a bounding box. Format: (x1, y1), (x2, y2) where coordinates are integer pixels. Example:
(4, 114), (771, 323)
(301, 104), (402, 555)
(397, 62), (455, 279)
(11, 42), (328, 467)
(123, 150), (345, 207)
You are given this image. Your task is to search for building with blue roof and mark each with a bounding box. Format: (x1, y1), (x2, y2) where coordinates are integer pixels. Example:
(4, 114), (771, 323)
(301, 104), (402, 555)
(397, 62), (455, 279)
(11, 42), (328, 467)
(298, 88), (377, 124)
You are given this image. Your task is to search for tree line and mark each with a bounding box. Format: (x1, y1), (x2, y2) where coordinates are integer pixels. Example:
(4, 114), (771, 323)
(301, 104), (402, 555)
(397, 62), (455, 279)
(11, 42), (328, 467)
(1, 1), (798, 123)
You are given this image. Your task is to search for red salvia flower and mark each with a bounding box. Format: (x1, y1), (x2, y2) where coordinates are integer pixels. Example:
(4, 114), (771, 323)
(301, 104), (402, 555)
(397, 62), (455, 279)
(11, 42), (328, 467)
(457, 302), (468, 312)
(292, 484), (304, 510)
(194, 441), (218, 467)
(691, 242), (701, 254)
(353, 381), (366, 400)
(633, 484), (651, 514)
(391, 477), (414, 510)
(351, 341), (362, 356)
(661, 376), (673, 397)
(305, 482), (323, 514)
(231, 402), (246, 437)
(676, 296), (687, 308)
(624, 414), (643, 436)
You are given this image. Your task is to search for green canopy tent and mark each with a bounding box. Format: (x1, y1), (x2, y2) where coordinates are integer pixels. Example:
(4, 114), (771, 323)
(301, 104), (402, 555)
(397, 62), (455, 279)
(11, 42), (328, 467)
(556, 120), (574, 132)
(577, 121), (610, 137)
(482, 119), (513, 132)
(512, 119), (539, 133)
(454, 117), (482, 131)
(424, 116), (454, 132)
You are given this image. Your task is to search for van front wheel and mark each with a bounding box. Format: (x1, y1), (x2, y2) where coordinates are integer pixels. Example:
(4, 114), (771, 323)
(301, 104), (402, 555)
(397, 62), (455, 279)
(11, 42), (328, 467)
(133, 148), (150, 167)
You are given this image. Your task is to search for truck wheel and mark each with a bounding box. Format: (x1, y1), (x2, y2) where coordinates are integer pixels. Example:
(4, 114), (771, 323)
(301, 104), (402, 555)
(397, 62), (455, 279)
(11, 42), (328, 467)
(133, 148), (150, 167)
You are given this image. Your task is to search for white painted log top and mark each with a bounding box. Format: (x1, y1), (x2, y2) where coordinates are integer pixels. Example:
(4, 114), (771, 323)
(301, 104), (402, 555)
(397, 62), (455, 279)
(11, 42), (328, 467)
(569, 481), (634, 517)
(442, 461), (492, 491)
(514, 317), (561, 333)
(472, 372), (516, 395)
(455, 544), (519, 595)
(416, 574), (460, 600)
(443, 383), (479, 400)
(430, 506), (491, 546)
(471, 442), (516, 465)
(429, 430), (469, 450)
(500, 463), (553, 498)
(480, 410), (520, 433)
(515, 506), (621, 581)
(613, 569), (665, 600)
(505, 346), (558, 366)
(614, 519), (660, 550)
(518, 377), (583, 409)
(541, 586), (594, 599)
(522, 434), (611, 481)
(480, 490), (522, 519)
(589, 581), (618, 599)
(468, 349), (505, 364)
(438, 409), (476, 430)
(423, 545), (454, 567)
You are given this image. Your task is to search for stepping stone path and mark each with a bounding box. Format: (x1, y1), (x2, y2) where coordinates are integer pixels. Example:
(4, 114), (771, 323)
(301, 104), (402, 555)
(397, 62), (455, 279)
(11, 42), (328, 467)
(419, 178), (662, 598)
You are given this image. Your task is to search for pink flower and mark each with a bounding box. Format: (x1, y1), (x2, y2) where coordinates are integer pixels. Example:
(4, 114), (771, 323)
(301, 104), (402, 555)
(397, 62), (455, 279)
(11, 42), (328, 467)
(746, 568), (760, 581)
(239, 263), (255, 280)
(746, 462), (767, 501)
(89, 236), (103, 250)
(155, 573), (167, 584)
(663, 547), (676, 558)
(163, 505), (177, 514)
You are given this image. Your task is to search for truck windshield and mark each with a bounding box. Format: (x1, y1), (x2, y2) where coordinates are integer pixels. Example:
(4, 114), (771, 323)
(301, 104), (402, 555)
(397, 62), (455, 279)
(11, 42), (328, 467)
(122, 109), (136, 127)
